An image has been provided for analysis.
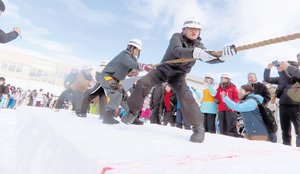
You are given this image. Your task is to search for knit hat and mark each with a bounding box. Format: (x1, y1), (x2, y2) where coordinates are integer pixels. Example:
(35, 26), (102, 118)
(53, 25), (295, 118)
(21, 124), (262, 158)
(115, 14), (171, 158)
(0, 0), (5, 12)
(241, 85), (254, 92)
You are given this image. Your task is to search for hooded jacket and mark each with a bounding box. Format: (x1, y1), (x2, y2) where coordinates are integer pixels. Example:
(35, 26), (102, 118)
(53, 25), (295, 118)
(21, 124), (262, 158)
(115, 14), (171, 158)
(156, 33), (224, 76)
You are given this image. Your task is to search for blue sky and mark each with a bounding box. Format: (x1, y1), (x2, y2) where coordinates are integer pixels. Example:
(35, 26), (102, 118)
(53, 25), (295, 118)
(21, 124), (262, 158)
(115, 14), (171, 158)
(1, 0), (300, 88)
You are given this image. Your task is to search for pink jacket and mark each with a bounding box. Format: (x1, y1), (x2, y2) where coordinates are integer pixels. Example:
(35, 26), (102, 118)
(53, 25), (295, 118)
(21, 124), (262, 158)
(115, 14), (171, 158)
(141, 107), (151, 119)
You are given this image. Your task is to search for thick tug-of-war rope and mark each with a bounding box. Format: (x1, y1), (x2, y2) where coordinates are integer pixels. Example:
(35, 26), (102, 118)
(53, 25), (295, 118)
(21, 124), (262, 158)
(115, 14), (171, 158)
(129, 32), (300, 75)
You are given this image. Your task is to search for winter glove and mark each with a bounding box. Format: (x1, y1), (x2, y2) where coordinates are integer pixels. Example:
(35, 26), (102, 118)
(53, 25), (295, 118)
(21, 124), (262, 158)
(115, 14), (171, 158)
(193, 47), (218, 62)
(219, 45), (236, 61)
(139, 63), (153, 72)
(131, 70), (139, 77)
(191, 86), (197, 91)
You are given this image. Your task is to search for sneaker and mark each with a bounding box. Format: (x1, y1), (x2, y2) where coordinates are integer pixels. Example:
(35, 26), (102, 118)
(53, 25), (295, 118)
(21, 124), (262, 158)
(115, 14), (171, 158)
(77, 113), (87, 118)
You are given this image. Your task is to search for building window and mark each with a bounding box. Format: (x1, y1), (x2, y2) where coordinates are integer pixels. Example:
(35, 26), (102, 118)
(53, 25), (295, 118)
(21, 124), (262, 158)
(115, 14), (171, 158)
(8, 62), (17, 72)
(0, 60), (8, 70)
(22, 65), (31, 75)
(29, 68), (37, 77)
(16, 64), (23, 73)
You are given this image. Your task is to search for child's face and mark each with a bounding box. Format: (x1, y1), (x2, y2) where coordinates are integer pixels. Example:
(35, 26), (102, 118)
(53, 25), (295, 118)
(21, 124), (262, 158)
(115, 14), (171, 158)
(0, 80), (4, 85)
(184, 27), (200, 40)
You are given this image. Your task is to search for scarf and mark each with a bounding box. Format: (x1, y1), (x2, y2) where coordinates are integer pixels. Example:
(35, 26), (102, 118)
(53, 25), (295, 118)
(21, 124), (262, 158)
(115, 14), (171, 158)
(164, 91), (172, 111)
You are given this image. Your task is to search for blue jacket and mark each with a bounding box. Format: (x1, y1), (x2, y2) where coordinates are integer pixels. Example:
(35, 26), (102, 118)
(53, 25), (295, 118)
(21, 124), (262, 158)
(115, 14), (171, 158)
(223, 94), (268, 136)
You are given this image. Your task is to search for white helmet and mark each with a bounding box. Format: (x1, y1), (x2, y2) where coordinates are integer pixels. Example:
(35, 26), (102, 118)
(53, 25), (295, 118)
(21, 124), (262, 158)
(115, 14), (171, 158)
(127, 39), (142, 51)
(101, 60), (109, 66)
(205, 73), (214, 79)
(221, 73), (231, 79)
(82, 63), (93, 70)
(183, 16), (201, 29)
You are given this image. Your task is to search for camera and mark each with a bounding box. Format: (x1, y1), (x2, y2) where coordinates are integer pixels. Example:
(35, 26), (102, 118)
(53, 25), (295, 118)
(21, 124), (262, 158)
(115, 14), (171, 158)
(272, 60), (280, 67)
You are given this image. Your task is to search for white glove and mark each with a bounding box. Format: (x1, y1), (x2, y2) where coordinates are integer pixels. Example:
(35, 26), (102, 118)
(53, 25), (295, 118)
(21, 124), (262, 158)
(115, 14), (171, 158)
(89, 80), (96, 86)
(193, 47), (218, 62)
(219, 45), (236, 61)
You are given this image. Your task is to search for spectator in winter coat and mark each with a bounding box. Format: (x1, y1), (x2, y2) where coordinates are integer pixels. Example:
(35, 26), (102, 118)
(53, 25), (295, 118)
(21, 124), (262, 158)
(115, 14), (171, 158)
(55, 68), (78, 111)
(7, 86), (16, 108)
(35, 89), (43, 107)
(264, 61), (300, 147)
(214, 73), (240, 137)
(161, 84), (177, 126)
(0, 77), (9, 107)
(99, 39), (153, 125)
(222, 85), (268, 141)
(27, 89), (37, 106)
(140, 97), (151, 123)
(192, 73), (218, 133)
(71, 65), (94, 116)
(0, 0), (21, 43)
(79, 61), (108, 119)
(122, 16), (237, 143)
(280, 60), (300, 79)
(247, 72), (271, 106)
(149, 84), (164, 125)
(175, 86), (192, 130)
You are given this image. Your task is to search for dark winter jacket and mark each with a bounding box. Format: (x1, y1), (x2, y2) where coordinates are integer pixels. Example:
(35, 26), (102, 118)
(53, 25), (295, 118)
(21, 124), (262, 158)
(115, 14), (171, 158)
(101, 50), (140, 81)
(150, 84), (164, 112)
(223, 93), (268, 136)
(0, 29), (18, 43)
(0, 84), (9, 98)
(161, 91), (177, 115)
(127, 84), (135, 96)
(64, 70), (78, 88)
(264, 68), (300, 105)
(214, 83), (240, 112)
(249, 81), (271, 106)
(156, 33), (224, 76)
(286, 65), (300, 79)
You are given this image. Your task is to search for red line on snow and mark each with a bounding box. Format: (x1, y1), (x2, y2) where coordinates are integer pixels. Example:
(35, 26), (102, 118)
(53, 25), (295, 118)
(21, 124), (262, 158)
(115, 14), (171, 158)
(100, 167), (114, 174)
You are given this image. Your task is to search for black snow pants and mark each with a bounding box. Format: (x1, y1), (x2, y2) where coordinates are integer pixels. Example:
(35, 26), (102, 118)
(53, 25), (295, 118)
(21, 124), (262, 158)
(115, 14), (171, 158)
(279, 104), (300, 147)
(218, 111), (239, 137)
(203, 113), (216, 133)
(150, 104), (161, 125)
(127, 69), (204, 126)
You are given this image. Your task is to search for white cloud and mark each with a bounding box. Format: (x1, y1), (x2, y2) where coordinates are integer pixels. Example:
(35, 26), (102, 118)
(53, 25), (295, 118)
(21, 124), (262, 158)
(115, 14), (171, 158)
(60, 0), (116, 25)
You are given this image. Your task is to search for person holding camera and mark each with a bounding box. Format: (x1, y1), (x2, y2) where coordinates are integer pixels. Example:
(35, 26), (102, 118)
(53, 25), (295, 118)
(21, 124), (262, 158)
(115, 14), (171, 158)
(0, 0), (21, 43)
(247, 72), (271, 106)
(191, 73), (218, 133)
(264, 61), (300, 147)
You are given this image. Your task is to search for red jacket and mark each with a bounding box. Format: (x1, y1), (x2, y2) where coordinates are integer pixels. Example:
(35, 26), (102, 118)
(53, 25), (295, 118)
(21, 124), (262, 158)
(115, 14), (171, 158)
(214, 84), (240, 112)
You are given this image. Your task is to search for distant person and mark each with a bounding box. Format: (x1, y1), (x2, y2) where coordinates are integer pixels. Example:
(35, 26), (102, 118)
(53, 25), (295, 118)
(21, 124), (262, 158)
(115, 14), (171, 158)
(192, 73), (218, 133)
(214, 73), (240, 137)
(247, 72), (271, 106)
(149, 84), (164, 125)
(54, 68), (78, 111)
(222, 85), (268, 141)
(35, 89), (43, 107)
(78, 60), (109, 118)
(0, 77), (9, 108)
(161, 84), (177, 126)
(0, 0), (21, 43)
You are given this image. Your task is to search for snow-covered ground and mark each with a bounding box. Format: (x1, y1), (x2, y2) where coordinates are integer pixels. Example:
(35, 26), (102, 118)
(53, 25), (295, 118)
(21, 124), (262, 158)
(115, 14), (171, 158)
(0, 106), (299, 174)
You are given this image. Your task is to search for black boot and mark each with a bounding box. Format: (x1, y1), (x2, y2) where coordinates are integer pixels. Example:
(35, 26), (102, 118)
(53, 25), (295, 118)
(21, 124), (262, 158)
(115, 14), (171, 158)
(190, 124), (205, 143)
(121, 111), (137, 125)
(131, 117), (144, 125)
(103, 110), (119, 124)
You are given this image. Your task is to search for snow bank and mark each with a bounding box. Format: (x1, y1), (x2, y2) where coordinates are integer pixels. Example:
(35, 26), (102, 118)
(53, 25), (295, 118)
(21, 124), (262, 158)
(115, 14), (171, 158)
(0, 106), (299, 174)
